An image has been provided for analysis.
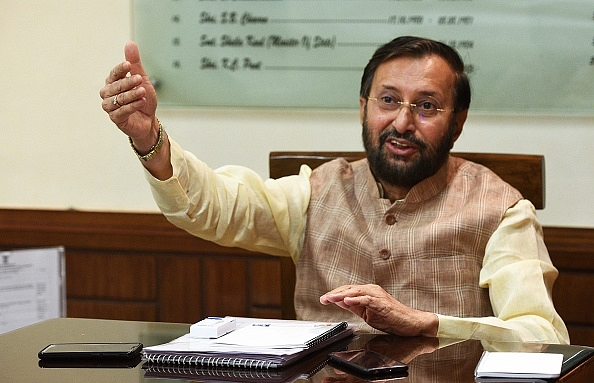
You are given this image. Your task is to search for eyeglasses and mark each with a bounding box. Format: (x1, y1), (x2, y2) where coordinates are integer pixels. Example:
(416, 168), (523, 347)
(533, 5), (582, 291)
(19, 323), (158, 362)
(367, 93), (454, 121)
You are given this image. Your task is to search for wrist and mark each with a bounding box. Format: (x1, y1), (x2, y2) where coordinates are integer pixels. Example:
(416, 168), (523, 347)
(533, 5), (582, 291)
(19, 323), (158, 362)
(421, 313), (439, 337)
(129, 120), (164, 162)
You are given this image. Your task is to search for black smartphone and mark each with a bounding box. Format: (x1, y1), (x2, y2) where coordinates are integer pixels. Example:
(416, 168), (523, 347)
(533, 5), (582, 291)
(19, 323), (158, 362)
(328, 349), (408, 377)
(38, 342), (143, 361)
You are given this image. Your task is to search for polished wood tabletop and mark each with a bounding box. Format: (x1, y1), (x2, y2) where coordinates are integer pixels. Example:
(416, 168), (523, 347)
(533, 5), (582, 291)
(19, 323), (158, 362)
(0, 318), (591, 382)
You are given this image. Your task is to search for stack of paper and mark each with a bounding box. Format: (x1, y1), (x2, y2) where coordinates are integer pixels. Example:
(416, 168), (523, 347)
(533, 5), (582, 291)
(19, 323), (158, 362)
(475, 351), (563, 380)
(142, 317), (353, 369)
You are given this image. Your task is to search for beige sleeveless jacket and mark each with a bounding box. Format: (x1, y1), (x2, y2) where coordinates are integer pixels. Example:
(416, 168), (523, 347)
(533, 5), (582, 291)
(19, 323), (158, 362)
(295, 156), (522, 331)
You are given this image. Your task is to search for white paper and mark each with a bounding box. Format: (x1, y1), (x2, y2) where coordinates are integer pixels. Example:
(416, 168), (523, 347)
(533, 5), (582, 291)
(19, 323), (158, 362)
(0, 247), (65, 333)
(145, 333), (291, 357)
(145, 317), (347, 355)
(475, 351), (563, 379)
(213, 320), (341, 349)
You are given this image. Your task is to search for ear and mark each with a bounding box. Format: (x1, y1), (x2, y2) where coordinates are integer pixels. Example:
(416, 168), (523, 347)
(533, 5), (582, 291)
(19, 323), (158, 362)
(451, 109), (468, 145)
(359, 97), (367, 124)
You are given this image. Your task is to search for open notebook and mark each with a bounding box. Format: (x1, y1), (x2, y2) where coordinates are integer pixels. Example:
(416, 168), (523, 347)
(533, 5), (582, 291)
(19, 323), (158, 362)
(142, 317), (353, 369)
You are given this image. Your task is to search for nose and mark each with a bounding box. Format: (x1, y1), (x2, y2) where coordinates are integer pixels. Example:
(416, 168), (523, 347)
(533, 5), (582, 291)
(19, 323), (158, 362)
(391, 102), (416, 134)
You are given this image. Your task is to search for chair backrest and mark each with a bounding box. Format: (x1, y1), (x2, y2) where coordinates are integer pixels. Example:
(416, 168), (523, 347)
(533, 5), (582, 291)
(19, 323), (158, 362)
(269, 151), (545, 319)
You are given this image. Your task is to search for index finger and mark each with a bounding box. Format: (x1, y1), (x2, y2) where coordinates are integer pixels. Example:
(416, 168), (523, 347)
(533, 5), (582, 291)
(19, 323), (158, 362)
(320, 285), (362, 304)
(105, 60), (132, 86)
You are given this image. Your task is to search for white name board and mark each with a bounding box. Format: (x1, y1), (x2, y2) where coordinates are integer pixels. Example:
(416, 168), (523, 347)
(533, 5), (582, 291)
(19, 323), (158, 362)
(0, 247), (65, 333)
(133, 1), (594, 114)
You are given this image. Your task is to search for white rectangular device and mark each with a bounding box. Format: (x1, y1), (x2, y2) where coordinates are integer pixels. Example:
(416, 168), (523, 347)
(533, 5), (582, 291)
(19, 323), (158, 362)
(190, 317), (236, 339)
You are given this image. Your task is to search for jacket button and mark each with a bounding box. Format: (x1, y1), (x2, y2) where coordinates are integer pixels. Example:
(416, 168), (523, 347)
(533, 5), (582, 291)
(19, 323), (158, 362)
(379, 249), (391, 260)
(385, 214), (397, 225)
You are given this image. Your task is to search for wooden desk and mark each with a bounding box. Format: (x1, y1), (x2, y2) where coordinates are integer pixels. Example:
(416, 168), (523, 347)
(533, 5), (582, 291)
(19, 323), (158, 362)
(0, 318), (591, 382)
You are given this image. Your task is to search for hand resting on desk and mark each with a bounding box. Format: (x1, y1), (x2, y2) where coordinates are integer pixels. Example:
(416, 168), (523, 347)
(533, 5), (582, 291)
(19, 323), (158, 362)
(320, 284), (439, 337)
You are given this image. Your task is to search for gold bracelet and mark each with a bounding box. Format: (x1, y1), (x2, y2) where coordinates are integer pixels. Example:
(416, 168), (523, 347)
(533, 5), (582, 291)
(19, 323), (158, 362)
(129, 120), (164, 162)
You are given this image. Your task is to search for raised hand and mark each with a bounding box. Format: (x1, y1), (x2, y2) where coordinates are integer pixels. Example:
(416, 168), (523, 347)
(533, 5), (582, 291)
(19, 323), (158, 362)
(99, 42), (172, 179)
(99, 41), (158, 149)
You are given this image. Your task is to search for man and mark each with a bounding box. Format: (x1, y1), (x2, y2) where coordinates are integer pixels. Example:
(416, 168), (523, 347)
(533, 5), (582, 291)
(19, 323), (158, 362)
(100, 36), (568, 343)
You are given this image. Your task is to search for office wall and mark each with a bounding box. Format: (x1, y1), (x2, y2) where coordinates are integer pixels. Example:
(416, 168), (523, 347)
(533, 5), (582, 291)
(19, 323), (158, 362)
(1, 1), (593, 228)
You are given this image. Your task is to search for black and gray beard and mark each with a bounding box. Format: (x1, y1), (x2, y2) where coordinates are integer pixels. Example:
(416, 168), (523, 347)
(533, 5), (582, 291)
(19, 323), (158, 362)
(362, 110), (456, 189)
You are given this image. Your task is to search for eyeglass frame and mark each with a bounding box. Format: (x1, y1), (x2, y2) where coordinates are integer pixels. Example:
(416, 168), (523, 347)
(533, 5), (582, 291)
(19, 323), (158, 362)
(366, 94), (455, 121)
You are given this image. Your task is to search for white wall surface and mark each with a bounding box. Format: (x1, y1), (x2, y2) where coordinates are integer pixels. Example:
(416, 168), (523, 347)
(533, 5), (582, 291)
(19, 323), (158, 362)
(1, 1), (592, 228)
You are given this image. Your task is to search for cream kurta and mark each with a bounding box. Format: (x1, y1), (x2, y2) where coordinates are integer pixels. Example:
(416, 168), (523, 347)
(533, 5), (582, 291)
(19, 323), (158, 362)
(145, 138), (569, 344)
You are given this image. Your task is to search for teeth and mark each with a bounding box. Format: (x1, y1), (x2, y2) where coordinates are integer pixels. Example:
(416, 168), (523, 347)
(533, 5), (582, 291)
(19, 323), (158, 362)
(391, 140), (409, 148)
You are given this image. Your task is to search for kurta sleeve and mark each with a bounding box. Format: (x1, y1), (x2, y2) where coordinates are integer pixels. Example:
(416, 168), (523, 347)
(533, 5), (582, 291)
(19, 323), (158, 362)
(436, 200), (569, 344)
(143, 137), (311, 262)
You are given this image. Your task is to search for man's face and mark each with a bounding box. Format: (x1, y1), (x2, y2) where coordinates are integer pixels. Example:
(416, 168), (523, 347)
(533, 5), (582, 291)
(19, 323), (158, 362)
(360, 55), (466, 189)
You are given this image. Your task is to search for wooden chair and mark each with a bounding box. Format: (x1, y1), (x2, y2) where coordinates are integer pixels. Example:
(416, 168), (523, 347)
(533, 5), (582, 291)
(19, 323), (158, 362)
(269, 151), (545, 319)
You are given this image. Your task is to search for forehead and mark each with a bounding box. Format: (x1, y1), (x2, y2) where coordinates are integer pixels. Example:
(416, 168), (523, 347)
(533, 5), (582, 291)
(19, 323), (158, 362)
(371, 55), (456, 100)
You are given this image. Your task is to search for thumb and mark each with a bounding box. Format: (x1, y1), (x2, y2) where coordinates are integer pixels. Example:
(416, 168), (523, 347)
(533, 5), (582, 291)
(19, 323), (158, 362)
(124, 41), (148, 77)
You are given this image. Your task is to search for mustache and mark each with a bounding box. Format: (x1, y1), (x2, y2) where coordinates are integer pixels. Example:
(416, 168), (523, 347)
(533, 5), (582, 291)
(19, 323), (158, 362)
(378, 129), (427, 150)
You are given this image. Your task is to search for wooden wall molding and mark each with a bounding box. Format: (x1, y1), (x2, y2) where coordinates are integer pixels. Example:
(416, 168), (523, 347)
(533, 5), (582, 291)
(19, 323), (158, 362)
(0, 208), (254, 254)
(0, 209), (592, 345)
